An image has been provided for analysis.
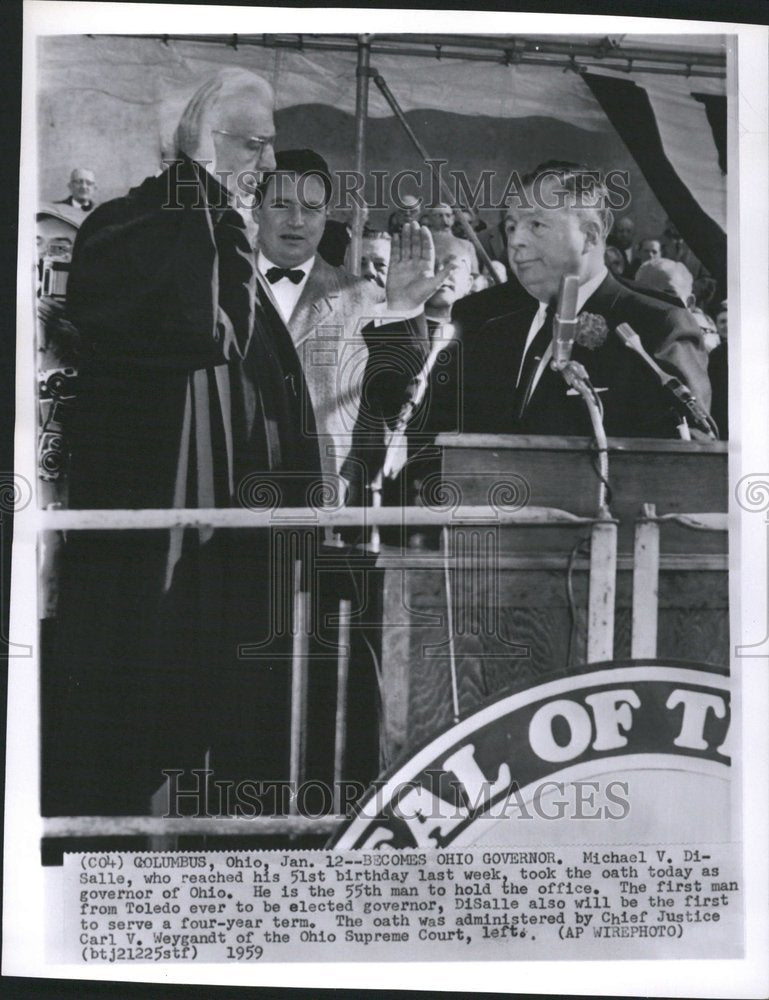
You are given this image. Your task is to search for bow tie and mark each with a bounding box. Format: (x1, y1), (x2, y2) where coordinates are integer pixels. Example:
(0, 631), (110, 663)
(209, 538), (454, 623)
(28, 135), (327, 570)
(265, 266), (305, 285)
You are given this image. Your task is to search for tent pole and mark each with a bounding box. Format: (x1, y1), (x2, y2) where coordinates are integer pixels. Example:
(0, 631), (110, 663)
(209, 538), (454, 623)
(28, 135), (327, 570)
(371, 71), (502, 284)
(349, 34), (372, 277)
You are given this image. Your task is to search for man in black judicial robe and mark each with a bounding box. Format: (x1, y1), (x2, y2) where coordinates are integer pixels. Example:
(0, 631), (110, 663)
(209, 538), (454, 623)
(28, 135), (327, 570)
(44, 70), (316, 816)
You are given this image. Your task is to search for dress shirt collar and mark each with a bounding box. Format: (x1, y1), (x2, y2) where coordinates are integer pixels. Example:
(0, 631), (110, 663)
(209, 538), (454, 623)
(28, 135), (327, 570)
(575, 265), (609, 313)
(533, 265), (608, 316)
(256, 252), (316, 323)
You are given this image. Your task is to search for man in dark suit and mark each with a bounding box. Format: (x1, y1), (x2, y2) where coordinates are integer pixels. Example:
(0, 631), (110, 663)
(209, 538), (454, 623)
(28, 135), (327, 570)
(56, 167), (97, 212)
(608, 214), (635, 270)
(627, 236), (663, 279)
(318, 205), (371, 267)
(437, 161), (711, 439)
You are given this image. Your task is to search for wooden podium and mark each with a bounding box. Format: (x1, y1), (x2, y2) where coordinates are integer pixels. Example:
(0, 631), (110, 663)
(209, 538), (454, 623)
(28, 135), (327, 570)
(376, 434), (728, 762)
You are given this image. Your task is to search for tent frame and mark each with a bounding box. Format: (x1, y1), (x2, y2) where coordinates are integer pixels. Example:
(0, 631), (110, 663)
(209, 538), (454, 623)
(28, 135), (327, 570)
(128, 32), (726, 78)
(109, 32), (725, 273)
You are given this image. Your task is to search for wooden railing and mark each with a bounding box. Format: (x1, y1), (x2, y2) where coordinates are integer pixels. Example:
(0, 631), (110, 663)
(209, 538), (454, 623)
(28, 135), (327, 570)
(40, 501), (726, 843)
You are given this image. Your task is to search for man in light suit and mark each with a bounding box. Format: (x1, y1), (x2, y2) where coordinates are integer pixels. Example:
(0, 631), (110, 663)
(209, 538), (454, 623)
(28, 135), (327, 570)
(252, 150), (447, 782)
(438, 161), (712, 439)
(254, 149), (446, 497)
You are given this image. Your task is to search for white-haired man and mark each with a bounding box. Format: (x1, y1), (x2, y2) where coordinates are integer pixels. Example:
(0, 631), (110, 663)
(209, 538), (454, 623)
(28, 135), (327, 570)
(50, 71), (299, 817)
(67, 68), (279, 513)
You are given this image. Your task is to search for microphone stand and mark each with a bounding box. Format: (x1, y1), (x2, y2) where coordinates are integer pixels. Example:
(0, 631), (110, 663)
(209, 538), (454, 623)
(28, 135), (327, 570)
(368, 469), (383, 555)
(552, 359), (611, 517)
(550, 275), (611, 519)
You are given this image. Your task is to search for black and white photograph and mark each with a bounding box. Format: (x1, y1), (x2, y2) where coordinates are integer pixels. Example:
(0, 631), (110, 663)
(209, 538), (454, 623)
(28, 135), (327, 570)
(4, 2), (768, 993)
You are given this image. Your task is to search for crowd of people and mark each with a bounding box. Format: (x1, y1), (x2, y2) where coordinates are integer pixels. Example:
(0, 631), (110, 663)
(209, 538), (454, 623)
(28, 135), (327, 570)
(40, 66), (728, 820)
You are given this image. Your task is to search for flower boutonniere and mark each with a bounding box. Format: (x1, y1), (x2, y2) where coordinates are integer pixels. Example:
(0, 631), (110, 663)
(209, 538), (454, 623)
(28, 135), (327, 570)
(575, 312), (609, 350)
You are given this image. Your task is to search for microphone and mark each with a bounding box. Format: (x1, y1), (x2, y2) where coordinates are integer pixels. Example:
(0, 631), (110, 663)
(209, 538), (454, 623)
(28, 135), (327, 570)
(550, 274), (580, 371)
(550, 274), (597, 398)
(615, 323), (717, 439)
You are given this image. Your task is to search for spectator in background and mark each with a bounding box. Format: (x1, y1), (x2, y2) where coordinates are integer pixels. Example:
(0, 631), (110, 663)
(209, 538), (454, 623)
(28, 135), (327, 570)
(635, 257), (695, 309)
(380, 231), (477, 521)
(635, 257), (724, 436)
(422, 203), (454, 234)
(56, 167), (97, 212)
(356, 231), (391, 289)
(694, 273), (717, 314)
(609, 215), (635, 268)
(715, 300), (728, 340)
(319, 203), (370, 267)
(422, 202), (483, 286)
(452, 204), (486, 238)
(452, 203), (490, 287)
(662, 220), (705, 281)
(604, 245), (627, 277)
(425, 232), (475, 326)
(626, 236), (662, 278)
(452, 206), (470, 237)
(388, 194), (422, 235)
(637, 237), (662, 265)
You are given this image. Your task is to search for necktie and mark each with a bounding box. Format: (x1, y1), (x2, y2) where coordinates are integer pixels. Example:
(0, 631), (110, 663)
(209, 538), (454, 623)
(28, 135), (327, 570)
(513, 304), (555, 421)
(265, 266), (305, 285)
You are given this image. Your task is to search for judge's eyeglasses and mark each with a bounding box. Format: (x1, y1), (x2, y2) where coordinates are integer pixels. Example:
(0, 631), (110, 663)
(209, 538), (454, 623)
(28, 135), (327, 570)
(212, 129), (276, 153)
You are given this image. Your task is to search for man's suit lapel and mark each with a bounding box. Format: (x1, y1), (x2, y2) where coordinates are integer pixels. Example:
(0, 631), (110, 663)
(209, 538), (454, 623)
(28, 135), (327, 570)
(288, 257), (340, 347)
(579, 272), (625, 328)
(465, 299), (538, 427)
(486, 298), (540, 391)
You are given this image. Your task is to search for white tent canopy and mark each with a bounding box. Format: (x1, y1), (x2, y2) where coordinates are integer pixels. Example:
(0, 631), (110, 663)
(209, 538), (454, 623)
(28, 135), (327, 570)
(38, 33), (726, 228)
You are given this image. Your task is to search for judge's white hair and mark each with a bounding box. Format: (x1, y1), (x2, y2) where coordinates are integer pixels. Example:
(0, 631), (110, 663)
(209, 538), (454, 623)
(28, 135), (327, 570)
(174, 69), (274, 159)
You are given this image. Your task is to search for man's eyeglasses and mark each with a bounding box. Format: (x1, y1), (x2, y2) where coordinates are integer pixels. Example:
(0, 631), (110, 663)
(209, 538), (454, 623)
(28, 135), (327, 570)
(212, 129), (276, 153)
